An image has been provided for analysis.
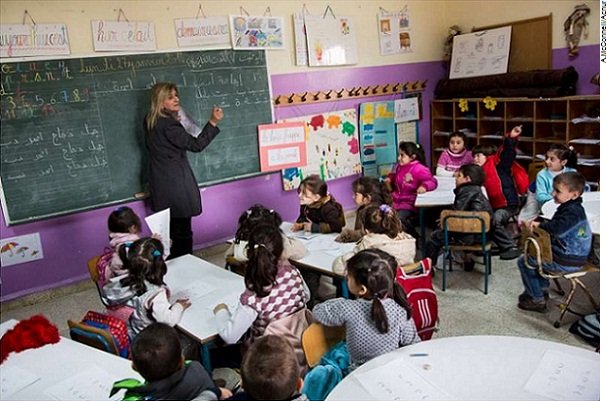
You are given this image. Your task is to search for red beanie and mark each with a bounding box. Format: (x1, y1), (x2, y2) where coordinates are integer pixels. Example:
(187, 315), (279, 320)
(1, 315), (60, 364)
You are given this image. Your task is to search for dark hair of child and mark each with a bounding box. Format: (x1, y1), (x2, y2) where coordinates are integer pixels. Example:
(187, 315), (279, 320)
(119, 237), (167, 296)
(398, 141), (428, 166)
(458, 164), (486, 186)
(360, 204), (401, 238)
(240, 335), (300, 400)
(108, 206), (141, 233)
(235, 204), (282, 243)
(554, 171), (585, 194)
(345, 249), (412, 333)
(547, 143), (578, 169)
(449, 131), (467, 143)
(245, 225), (284, 297)
(131, 323), (182, 382)
(471, 144), (497, 157)
(299, 174), (328, 197)
(351, 176), (392, 206)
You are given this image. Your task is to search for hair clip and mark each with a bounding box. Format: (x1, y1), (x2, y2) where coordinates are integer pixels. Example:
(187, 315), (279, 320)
(373, 292), (380, 298)
(152, 249), (161, 257)
(269, 209), (274, 214)
(415, 143), (420, 149)
(253, 243), (267, 249)
(246, 209), (252, 217)
(379, 204), (391, 214)
(569, 145), (575, 151)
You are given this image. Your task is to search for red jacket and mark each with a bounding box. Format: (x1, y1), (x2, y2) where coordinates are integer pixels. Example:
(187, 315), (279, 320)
(482, 138), (529, 210)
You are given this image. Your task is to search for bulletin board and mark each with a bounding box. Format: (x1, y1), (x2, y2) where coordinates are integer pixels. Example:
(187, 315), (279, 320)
(304, 15), (358, 66)
(449, 26), (512, 79)
(281, 109), (362, 190)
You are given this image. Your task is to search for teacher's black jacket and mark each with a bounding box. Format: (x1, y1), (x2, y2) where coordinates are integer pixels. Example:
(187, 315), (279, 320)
(145, 116), (219, 218)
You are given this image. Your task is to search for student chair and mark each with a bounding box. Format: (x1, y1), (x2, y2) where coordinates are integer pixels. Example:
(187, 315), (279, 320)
(440, 210), (492, 294)
(87, 255), (108, 306)
(67, 319), (121, 356)
(521, 227), (599, 328)
(301, 323), (346, 368)
(87, 255), (135, 322)
(224, 255), (246, 276)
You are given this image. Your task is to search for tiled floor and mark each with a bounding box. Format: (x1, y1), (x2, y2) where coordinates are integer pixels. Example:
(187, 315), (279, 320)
(1, 235), (599, 350)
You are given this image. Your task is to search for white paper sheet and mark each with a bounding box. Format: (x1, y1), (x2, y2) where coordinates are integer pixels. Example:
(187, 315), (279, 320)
(355, 357), (452, 400)
(523, 349), (599, 401)
(145, 208), (171, 258)
(171, 280), (214, 301)
(1, 366), (41, 399)
(44, 366), (123, 401)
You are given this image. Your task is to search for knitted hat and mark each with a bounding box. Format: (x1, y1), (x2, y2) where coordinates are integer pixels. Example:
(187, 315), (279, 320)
(0, 315), (60, 363)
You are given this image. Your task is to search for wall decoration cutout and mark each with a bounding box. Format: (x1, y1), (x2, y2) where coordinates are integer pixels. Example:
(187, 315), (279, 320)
(282, 109), (361, 190)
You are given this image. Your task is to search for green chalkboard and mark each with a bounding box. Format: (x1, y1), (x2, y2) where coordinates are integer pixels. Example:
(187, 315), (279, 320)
(0, 49), (273, 224)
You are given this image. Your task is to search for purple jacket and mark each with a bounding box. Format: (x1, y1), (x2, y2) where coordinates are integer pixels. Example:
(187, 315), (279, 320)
(437, 149), (473, 174)
(388, 161), (437, 211)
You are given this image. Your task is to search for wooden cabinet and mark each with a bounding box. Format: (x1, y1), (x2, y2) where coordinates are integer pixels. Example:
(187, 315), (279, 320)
(430, 96), (599, 185)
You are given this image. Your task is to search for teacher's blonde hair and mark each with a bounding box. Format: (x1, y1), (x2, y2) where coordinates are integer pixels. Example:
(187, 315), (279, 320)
(146, 82), (178, 131)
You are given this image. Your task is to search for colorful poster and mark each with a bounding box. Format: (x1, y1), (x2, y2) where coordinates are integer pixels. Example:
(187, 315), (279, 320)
(281, 109), (361, 190)
(174, 16), (231, 49)
(304, 15), (357, 66)
(0, 232), (44, 267)
(0, 24), (70, 58)
(378, 12), (412, 55)
(229, 15), (284, 50)
(91, 20), (156, 51)
(359, 101), (397, 178)
(258, 122), (307, 172)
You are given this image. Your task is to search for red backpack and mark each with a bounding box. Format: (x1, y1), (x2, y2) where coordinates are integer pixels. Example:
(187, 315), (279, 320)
(395, 258), (438, 341)
(95, 247), (114, 288)
(82, 310), (131, 358)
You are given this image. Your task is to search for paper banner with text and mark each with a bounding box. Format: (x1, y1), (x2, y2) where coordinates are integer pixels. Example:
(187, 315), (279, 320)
(91, 20), (156, 51)
(0, 24), (70, 58)
(258, 122), (306, 172)
(174, 16), (231, 49)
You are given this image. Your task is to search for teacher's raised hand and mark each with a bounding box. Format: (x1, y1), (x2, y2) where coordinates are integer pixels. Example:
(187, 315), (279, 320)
(209, 106), (224, 126)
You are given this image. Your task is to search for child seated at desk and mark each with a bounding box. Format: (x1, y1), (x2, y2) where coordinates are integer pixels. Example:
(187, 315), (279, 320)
(111, 323), (231, 400)
(103, 206), (142, 283)
(314, 249), (420, 371)
(291, 174), (345, 234)
(332, 204), (415, 275)
(436, 131), (474, 177)
(225, 204), (306, 263)
(335, 176), (392, 243)
(517, 172), (592, 313)
(425, 164), (493, 271)
(227, 335), (306, 401)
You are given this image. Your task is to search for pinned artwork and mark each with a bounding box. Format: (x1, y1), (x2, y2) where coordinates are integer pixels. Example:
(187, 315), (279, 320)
(304, 15), (358, 66)
(229, 15), (285, 50)
(1, 233), (44, 267)
(282, 109), (361, 190)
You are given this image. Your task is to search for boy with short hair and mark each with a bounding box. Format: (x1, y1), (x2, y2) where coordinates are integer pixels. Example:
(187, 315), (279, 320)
(517, 171), (592, 312)
(472, 125), (529, 260)
(228, 335), (307, 401)
(425, 164), (493, 271)
(111, 323), (231, 401)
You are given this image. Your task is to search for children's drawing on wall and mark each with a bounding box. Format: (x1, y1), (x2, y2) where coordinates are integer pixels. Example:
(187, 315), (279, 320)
(400, 32), (412, 51)
(282, 109), (361, 190)
(229, 15), (284, 49)
(305, 15), (358, 66)
(449, 26), (512, 79)
(1, 233), (44, 267)
(378, 11), (412, 55)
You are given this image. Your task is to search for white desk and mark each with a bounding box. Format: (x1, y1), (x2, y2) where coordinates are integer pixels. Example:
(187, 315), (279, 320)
(327, 335), (599, 401)
(541, 191), (600, 235)
(1, 319), (141, 401)
(414, 176), (456, 207)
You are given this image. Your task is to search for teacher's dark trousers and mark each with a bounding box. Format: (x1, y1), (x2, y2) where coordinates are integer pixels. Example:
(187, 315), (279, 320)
(169, 217), (193, 259)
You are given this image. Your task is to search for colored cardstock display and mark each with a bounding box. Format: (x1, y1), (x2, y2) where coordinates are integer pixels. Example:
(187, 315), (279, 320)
(0, 24), (70, 58)
(258, 122), (307, 172)
(174, 16), (231, 49)
(359, 101), (397, 178)
(229, 15), (285, 50)
(281, 109), (361, 190)
(91, 20), (156, 51)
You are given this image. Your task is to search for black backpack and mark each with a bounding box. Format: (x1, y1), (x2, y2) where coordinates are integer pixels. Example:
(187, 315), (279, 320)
(569, 312), (599, 348)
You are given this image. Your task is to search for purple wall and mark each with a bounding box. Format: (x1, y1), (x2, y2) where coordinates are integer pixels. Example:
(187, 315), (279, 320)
(0, 45), (597, 301)
(552, 44), (599, 96)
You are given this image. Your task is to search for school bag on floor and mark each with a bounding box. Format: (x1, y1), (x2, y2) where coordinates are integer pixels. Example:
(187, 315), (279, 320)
(395, 258), (439, 341)
(569, 312), (599, 348)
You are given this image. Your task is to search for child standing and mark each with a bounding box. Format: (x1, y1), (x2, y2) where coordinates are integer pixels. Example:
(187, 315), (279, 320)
(385, 142), (437, 235)
(104, 206), (142, 283)
(335, 176), (392, 243)
(333, 204), (416, 275)
(517, 172), (592, 312)
(314, 249), (420, 371)
(225, 204), (306, 262)
(214, 225), (309, 345)
(436, 131), (474, 177)
(117, 238), (191, 340)
(425, 164), (493, 270)
(473, 126), (529, 260)
(111, 323), (230, 400)
(291, 175), (345, 234)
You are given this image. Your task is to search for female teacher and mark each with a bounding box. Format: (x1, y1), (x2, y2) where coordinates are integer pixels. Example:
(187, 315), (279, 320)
(144, 82), (224, 259)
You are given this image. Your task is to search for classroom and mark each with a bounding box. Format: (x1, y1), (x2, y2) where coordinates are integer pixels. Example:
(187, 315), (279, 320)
(0, 1), (601, 400)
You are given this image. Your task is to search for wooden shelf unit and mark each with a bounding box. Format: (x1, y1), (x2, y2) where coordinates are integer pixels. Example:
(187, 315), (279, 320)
(430, 96), (600, 185)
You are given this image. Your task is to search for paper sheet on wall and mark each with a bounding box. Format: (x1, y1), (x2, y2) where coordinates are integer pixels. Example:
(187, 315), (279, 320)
(0, 232), (44, 267)
(293, 13), (309, 66)
(44, 366), (123, 401)
(523, 350), (599, 401)
(145, 208), (171, 258)
(449, 26), (512, 79)
(1, 366), (41, 399)
(394, 97), (420, 122)
(359, 101), (397, 178)
(304, 15), (358, 66)
(377, 12), (412, 55)
(355, 357), (452, 400)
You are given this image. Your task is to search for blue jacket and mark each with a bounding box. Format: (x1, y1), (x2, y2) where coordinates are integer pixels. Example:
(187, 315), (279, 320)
(539, 197), (591, 266)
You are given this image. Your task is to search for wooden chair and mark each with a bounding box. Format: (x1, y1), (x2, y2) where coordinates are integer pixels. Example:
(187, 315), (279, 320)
(225, 255), (246, 276)
(440, 210), (492, 294)
(521, 227), (599, 328)
(301, 323), (346, 368)
(67, 319), (121, 356)
(87, 255), (110, 307)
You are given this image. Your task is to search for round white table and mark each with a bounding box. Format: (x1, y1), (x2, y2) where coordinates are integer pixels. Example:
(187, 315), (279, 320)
(326, 335), (599, 401)
(541, 191), (600, 235)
